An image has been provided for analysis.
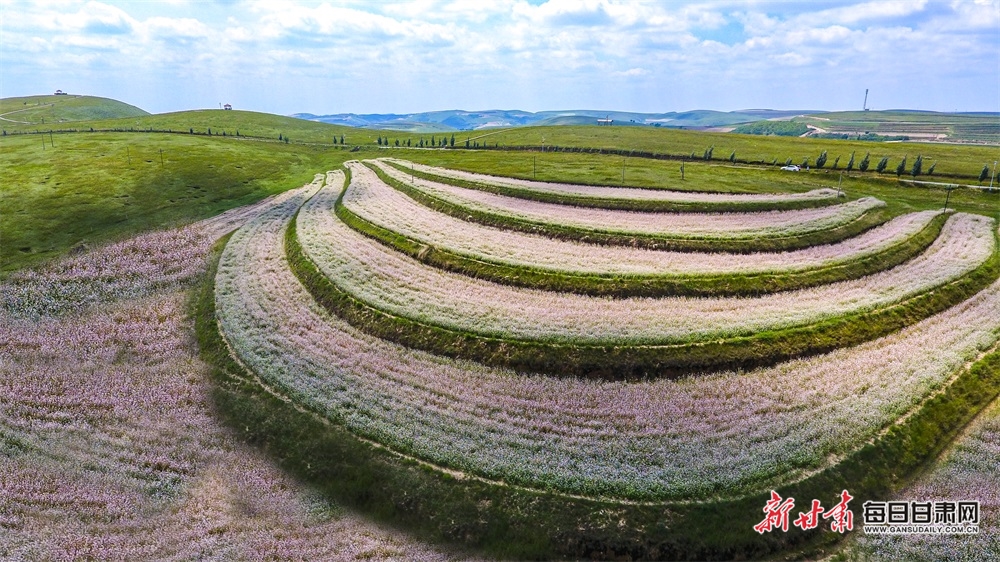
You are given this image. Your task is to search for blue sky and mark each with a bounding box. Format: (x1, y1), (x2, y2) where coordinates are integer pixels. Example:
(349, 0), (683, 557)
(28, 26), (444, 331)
(1, 0), (998, 115)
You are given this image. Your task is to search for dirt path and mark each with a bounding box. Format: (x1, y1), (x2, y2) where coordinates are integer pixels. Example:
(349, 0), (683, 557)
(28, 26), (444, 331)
(0, 105), (47, 124)
(0, 95), (82, 124)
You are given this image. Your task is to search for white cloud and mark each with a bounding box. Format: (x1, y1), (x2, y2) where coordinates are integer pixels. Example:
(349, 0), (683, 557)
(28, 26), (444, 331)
(0, 0), (996, 113)
(614, 67), (649, 76)
(805, 0), (929, 26)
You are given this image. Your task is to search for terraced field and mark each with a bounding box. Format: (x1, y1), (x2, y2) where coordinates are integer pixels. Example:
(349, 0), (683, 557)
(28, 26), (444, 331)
(209, 157), (1000, 558)
(368, 159), (891, 252)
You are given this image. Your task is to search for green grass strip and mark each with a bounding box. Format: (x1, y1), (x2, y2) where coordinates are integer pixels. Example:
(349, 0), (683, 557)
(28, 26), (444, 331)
(337, 196), (947, 298)
(383, 158), (844, 212)
(367, 162), (891, 254)
(200, 224), (1000, 560)
(289, 202), (999, 380)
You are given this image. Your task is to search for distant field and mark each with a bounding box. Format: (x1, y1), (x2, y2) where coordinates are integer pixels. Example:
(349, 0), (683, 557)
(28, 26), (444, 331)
(0, 95), (148, 126)
(795, 110), (1000, 144)
(395, 149), (1000, 217)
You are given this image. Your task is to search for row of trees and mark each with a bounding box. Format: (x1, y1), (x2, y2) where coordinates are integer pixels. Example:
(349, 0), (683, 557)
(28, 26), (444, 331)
(377, 134), (457, 148)
(713, 146), (943, 178)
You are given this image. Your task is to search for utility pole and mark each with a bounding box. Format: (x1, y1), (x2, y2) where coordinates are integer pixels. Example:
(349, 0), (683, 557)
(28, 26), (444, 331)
(990, 161), (998, 190)
(621, 157), (626, 186)
(943, 185), (953, 214)
(49, 130), (54, 147)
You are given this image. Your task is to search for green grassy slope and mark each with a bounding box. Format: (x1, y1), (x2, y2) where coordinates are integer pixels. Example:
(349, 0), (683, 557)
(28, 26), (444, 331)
(0, 132), (358, 273)
(0, 95), (148, 126)
(2, 108), (368, 144)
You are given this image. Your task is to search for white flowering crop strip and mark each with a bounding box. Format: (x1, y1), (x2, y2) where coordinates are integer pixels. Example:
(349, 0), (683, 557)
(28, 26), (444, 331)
(0, 175), (325, 320)
(300, 176), (994, 344)
(214, 169), (1000, 501)
(369, 160), (885, 239)
(0, 176), (459, 560)
(384, 157), (840, 203)
(854, 401), (1000, 560)
(345, 162), (938, 277)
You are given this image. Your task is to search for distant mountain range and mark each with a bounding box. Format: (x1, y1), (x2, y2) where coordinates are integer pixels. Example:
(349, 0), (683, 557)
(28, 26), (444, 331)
(290, 109), (821, 133)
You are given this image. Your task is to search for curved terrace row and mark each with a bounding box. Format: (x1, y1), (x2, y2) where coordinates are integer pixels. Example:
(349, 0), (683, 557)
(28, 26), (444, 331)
(343, 162), (945, 297)
(293, 172), (996, 376)
(215, 171), (1000, 502)
(368, 159), (890, 252)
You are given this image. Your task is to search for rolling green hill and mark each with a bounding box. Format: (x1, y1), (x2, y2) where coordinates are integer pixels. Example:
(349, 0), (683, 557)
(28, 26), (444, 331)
(0, 94), (149, 126)
(1, 107), (369, 145)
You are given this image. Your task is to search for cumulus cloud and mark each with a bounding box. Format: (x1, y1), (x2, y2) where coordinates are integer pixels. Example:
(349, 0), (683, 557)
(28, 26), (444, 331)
(0, 0), (996, 113)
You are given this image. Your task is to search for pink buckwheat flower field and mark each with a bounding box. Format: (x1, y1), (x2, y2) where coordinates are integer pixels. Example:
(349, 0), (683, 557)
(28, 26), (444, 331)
(4, 105), (999, 560)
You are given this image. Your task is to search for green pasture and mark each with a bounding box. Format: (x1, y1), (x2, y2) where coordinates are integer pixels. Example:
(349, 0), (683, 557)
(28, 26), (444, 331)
(0, 132), (356, 273)
(0, 94), (148, 126)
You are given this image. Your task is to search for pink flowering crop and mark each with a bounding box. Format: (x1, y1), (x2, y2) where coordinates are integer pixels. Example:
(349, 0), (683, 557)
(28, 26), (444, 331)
(370, 159), (886, 238)
(348, 161), (938, 276)
(300, 173), (994, 344)
(0, 174), (460, 560)
(216, 169), (1000, 501)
